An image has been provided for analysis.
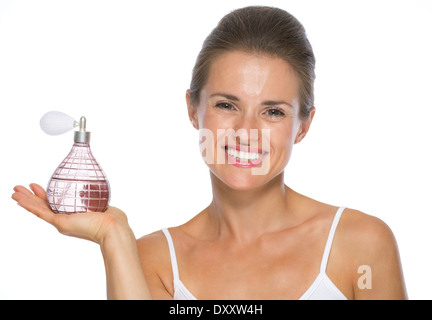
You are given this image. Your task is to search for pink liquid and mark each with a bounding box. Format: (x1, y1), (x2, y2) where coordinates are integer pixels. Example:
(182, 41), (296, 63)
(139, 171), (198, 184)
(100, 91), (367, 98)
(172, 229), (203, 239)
(47, 142), (110, 214)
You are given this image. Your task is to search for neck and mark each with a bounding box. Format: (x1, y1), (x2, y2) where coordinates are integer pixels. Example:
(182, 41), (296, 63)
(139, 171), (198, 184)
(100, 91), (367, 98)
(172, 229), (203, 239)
(207, 172), (295, 243)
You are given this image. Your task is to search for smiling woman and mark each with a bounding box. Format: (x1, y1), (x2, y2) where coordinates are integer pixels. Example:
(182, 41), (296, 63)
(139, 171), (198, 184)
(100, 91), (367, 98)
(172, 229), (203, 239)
(11, 5), (407, 300)
(188, 51), (306, 189)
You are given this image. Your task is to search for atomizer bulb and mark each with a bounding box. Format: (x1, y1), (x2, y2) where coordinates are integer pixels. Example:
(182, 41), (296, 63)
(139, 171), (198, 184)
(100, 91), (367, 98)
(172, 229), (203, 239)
(40, 111), (77, 135)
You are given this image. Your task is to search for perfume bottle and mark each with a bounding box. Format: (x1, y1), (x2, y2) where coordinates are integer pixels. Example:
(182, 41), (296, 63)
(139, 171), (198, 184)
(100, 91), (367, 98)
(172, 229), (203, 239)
(40, 111), (110, 214)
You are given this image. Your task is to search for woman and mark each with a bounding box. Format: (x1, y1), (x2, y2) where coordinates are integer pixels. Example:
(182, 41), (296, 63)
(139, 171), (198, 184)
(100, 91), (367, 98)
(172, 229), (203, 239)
(12, 6), (407, 299)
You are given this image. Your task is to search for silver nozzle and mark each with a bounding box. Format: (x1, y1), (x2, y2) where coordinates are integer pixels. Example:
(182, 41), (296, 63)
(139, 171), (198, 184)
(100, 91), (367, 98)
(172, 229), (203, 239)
(74, 116), (91, 143)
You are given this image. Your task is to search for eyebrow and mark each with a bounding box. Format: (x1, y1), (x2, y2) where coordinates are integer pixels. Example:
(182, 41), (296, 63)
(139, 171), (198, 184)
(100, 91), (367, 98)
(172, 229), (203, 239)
(262, 100), (294, 109)
(209, 93), (294, 109)
(209, 93), (240, 101)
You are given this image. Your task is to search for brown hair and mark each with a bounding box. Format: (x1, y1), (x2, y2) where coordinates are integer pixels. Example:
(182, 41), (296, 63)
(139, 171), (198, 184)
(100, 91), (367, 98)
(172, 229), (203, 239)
(189, 6), (316, 121)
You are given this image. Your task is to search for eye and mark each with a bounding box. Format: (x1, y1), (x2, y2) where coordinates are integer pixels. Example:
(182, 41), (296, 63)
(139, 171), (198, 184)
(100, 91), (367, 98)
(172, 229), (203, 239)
(265, 108), (285, 117)
(215, 102), (235, 111)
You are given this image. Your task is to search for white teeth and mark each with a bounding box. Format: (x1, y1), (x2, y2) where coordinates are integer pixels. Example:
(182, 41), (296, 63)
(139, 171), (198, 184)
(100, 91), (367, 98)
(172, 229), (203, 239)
(226, 147), (263, 160)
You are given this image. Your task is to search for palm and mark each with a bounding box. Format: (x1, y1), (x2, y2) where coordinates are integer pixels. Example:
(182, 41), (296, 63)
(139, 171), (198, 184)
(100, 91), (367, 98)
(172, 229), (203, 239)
(12, 183), (128, 244)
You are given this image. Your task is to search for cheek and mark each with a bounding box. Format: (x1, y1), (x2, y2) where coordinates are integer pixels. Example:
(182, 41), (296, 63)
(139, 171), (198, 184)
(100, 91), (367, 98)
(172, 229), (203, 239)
(197, 110), (224, 164)
(269, 124), (298, 163)
(198, 106), (234, 131)
(270, 119), (297, 145)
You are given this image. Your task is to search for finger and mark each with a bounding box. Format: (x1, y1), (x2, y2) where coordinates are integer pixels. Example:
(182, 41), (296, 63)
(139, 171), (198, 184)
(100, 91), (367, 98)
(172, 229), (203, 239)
(13, 185), (34, 197)
(22, 197), (55, 224)
(11, 187), (36, 204)
(12, 188), (55, 224)
(29, 183), (47, 199)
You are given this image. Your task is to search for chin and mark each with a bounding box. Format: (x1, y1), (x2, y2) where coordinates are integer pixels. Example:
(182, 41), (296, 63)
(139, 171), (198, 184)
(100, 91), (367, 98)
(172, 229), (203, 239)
(209, 165), (275, 191)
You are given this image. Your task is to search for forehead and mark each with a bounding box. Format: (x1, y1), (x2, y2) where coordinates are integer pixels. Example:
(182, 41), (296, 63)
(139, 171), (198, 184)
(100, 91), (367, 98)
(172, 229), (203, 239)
(204, 50), (299, 102)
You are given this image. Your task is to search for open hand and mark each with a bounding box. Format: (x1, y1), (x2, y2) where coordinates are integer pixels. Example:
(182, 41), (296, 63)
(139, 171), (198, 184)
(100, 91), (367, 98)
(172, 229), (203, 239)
(12, 183), (129, 244)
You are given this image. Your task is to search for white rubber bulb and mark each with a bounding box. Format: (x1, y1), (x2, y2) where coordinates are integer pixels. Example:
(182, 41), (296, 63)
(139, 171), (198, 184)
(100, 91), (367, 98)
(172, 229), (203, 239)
(40, 111), (76, 135)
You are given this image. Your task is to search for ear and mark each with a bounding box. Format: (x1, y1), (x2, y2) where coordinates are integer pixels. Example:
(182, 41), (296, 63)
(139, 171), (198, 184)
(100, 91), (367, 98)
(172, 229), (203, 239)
(186, 89), (199, 130)
(294, 107), (315, 144)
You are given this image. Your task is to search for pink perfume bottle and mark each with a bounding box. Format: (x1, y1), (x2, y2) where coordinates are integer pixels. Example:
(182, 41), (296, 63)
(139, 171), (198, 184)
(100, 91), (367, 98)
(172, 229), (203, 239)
(40, 112), (110, 214)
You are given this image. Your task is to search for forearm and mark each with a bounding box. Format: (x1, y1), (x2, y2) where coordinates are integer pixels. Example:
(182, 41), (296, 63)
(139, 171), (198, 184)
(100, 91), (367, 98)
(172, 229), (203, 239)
(100, 225), (152, 300)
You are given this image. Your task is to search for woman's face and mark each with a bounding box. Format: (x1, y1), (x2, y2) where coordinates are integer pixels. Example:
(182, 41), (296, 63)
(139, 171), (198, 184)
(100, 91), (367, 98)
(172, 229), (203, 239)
(187, 50), (314, 190)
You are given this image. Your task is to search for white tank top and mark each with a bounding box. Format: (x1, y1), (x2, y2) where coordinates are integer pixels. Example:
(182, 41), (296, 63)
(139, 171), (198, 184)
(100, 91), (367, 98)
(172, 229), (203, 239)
(161, 206), (348, 300)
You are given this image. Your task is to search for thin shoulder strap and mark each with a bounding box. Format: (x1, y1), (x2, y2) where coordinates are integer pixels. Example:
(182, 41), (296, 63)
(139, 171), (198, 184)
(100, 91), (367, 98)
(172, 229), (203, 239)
(319, 207), (346, 273)
(161, 228), (180, 281)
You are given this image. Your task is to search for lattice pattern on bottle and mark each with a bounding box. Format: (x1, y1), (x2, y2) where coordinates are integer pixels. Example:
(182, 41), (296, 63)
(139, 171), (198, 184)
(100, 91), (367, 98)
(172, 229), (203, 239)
(47, 142), (110, 213)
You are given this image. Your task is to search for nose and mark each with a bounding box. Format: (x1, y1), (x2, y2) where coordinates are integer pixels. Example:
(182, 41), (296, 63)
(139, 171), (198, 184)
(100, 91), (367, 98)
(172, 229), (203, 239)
(231, 110), (260, 145)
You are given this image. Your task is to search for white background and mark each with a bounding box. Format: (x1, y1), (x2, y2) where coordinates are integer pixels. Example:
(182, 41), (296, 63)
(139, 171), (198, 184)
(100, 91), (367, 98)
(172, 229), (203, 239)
(0, 0), (431, 299)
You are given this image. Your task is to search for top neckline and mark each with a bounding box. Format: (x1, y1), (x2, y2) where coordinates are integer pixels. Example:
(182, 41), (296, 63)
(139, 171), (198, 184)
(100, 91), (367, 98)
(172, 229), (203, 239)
(161, 206), (347, 300)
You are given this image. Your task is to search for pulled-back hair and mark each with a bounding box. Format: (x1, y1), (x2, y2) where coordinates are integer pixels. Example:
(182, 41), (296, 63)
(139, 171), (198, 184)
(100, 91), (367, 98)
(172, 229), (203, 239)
(189, 6), (316, 121)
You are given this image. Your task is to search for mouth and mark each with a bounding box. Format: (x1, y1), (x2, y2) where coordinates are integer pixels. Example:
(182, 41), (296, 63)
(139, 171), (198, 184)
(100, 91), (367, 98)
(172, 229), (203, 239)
(223, 145), (269, 168)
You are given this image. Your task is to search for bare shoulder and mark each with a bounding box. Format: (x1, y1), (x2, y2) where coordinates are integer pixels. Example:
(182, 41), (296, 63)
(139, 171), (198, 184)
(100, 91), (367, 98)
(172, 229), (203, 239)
(136, 230), (174, 299)
(335, 208), (407, 299)
(137, 230), (168, 256)
(338, 208), (397, 252)
(137, 230), (170, 272)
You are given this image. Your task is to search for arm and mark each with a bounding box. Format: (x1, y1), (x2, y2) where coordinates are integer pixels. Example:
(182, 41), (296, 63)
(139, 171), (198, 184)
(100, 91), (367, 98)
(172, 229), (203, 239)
(101, 224), (152, 299)
(12, 183), (152, 300)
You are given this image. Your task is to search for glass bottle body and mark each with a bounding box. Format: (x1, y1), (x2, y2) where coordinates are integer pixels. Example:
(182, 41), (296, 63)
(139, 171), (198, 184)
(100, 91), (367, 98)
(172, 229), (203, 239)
(47, 142), (110, 214)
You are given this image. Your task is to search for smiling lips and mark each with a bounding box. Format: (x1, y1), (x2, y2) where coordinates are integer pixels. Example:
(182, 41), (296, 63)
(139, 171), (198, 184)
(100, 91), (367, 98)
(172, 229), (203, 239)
(224, 145), (269, 168)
